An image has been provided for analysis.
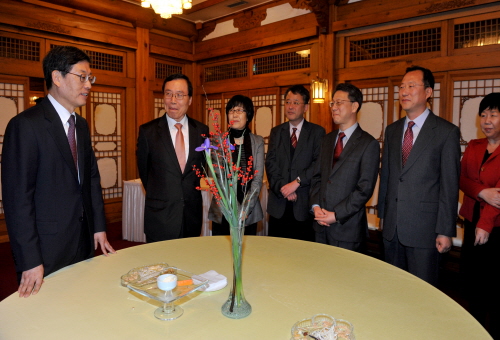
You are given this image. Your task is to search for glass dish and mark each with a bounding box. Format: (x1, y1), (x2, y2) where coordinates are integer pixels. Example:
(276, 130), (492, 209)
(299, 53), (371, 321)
(291, 313), (336, 340)
(120, 262), (171, 287)
(126, 266), (209, 321)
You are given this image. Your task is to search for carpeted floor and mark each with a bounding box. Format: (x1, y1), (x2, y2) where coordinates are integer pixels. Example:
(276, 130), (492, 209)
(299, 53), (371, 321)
(0, 222), (143, 301)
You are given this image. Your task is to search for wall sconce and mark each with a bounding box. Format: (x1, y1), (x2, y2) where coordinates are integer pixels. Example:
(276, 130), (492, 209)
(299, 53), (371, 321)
(311, 77), (328, 104)
(29, 96), (39, 106)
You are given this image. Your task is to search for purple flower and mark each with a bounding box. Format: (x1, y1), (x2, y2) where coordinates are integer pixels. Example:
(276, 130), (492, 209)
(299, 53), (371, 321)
(195, 138), (218, 152)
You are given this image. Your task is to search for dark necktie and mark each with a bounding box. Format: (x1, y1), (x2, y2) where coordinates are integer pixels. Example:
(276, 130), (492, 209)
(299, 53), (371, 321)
(402, 121), (415, 167)
(175, 123), (186, 172)
(291, 128), (297, 149)
(332, 132), (345, 168)
(67, 115), (77, 169)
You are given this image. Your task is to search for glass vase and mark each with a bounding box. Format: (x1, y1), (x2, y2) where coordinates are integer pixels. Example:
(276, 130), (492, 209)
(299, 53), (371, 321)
(221, 223), (251, 319)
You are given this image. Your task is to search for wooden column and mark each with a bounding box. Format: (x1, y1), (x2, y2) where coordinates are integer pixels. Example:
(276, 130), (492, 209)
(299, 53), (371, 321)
(315, 32), (334, 133)
(136, 27), (151, 128)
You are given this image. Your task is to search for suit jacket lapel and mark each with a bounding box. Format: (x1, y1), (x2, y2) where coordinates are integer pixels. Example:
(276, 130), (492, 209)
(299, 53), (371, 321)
(279, 123), (291, 164)
(401, 112), (437, 174)
(75, 115), (86, 184)
(391, 118), (405, 173)
(330, 126), (362, 176)
(185, 116), (200, 172)
(158, 114), (181, 173)
(292, 120), (309, 163)
(43, 99), (79, 181)
(484, 138), (500, 166)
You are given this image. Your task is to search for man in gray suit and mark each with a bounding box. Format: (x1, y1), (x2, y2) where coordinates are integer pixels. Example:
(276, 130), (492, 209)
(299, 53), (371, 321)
(266, 85), (325, 241)
(310, 83), (380, 251)
(377, 66), (461, 286)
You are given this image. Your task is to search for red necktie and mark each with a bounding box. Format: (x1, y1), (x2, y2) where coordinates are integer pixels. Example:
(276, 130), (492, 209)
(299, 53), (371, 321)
(332, 132), (345, 168)
(67, 115), (77, 169)
(291, 128), (297, 149)
(402, 121), (415, 167)
(175, 123), (186, 172)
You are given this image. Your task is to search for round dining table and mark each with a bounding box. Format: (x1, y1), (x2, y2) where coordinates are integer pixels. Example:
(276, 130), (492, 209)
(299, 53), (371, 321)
(0, 236), (490, 339)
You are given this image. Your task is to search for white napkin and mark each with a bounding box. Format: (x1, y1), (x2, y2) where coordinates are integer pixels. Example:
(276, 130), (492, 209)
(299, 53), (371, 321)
(192, 270), (227, 292)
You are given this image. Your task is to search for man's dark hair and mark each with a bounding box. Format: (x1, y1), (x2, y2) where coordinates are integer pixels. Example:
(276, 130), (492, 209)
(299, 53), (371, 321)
(284, 85), (310, 105)
(226, 95), (255, 124)
(478, 92), (500, 116)
(334, 83), (363, 113)
(405, 65), (435, 90)
(43, 46), (91, 90)
(162, 73), (193, 97)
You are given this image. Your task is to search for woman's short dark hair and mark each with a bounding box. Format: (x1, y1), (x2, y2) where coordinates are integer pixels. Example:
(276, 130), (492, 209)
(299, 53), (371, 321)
(478, 92), (500, 116)
(162, 73), (193, 97)
(43, 46), (91, 90)
(226, 95), (254, 124)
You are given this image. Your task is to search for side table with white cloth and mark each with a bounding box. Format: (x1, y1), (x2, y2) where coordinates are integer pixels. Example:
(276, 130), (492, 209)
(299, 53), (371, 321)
(122, 179), (269, 240)
(122, 179), (146, 242)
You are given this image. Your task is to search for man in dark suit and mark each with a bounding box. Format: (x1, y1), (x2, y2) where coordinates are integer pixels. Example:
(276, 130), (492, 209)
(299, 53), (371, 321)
(377, 66), (461, 286)
(137, 74), (209, 242)
(266, 85), (325, 241)
(310, 83), (380, 251)
(2, 46), (115, 298)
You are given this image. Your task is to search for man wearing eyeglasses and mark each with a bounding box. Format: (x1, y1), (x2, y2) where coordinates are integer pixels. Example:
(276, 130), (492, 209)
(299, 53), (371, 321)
(377, 66), (460, 286)
(310, 83), (380, 251)
(2, 46), (115, 298)
(137, 73), (209, 242)
(266, 85), (325, 241)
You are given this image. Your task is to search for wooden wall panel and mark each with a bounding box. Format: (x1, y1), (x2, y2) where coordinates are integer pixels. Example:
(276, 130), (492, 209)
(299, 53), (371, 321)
(194, 13), (319, 60)
(150, 33), (194, 61)
(0, 1), (138, 49)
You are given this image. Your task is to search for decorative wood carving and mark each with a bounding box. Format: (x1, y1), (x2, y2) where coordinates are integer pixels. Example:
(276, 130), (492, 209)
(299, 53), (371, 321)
(291, 0), (329, 34)
(233, 8), (267, 32)
(417, 0), (476, 14)
(197, 21), (217, 41)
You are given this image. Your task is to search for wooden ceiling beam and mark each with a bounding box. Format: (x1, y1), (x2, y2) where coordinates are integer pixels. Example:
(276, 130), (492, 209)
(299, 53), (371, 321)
(332, 0), (500, 32)
(183, 0), (228, 15)
(23, 0), (198, 39)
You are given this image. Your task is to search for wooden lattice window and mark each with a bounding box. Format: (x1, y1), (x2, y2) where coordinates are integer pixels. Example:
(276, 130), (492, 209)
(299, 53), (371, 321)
(204, 61), (247, 82)
(454, 18), (500, 49)
(49, 44), (124, 73)
(0, 36), (40, 61)
(253, 50), (310, 75)
(155, 62), (182, 80)
(349, 28), (441, 62)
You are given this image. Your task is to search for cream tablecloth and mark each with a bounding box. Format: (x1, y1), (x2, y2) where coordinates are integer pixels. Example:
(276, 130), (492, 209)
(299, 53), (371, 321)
(0, 237), (490, 339)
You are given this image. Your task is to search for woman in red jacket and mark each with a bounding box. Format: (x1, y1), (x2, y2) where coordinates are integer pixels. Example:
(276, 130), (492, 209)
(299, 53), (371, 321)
(459, 92), (500, 338)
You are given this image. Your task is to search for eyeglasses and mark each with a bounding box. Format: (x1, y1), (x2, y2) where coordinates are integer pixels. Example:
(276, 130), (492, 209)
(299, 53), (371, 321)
(64, 72), (96, 84)
(164, 92), (189, 100)
(329, 100), (354, 108)
(229, 108), (246, 114)
(285, 100), (304, 106)
(399, 83), (425, 90)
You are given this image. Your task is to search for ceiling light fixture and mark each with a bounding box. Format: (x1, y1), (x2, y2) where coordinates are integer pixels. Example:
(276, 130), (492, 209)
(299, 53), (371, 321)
(141, 0), (192, 19)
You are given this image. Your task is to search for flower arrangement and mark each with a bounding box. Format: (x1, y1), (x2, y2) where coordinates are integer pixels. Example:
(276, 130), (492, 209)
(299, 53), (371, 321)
(193, 107), (258, 319)
(194, 109), (259, 230)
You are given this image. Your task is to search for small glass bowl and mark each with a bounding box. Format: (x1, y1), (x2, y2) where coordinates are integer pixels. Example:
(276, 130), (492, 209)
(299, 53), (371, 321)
(291, 313), (336, 340)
